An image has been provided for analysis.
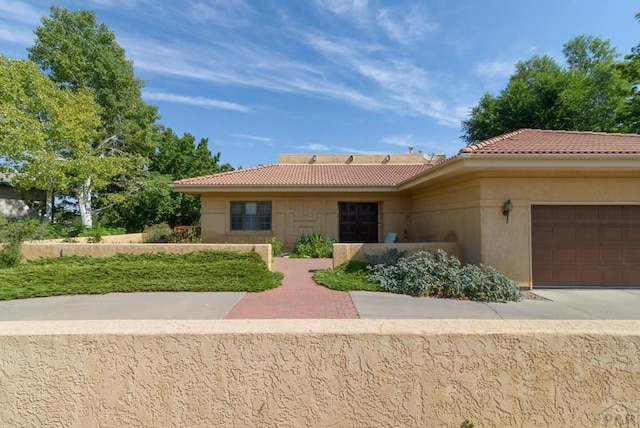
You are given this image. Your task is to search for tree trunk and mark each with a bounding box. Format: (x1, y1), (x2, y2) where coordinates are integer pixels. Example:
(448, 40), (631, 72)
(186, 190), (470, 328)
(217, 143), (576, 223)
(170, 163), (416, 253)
(78, 177), (93, 228)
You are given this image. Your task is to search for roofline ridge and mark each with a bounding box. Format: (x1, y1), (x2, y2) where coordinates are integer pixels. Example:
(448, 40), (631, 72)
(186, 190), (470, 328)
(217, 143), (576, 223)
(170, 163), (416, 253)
(459, 129), (528, 153)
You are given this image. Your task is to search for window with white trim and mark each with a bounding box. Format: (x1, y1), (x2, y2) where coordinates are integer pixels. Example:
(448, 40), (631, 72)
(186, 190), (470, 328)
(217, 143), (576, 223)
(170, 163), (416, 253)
(230, 201), (272, 231)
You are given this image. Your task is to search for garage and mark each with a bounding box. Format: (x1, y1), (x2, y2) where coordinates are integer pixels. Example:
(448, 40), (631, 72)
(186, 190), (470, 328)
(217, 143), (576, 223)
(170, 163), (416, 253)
(532, 205), (640, 287)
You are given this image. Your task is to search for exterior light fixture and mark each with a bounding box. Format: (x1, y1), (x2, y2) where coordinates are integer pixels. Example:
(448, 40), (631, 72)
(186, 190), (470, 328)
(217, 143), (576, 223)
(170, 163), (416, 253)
(384, 155), (391, 162)
(348, 155), (354, 161)
(503, 199), (513, 223)
(312, 154), (317, 162)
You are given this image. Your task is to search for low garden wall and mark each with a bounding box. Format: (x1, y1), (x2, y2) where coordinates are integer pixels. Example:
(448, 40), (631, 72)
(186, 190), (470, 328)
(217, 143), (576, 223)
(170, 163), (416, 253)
(27, 233), (145, 244)
(20, 243), (273, 270)
(332, 242), (463, 268)
(0, 320), (638, 427)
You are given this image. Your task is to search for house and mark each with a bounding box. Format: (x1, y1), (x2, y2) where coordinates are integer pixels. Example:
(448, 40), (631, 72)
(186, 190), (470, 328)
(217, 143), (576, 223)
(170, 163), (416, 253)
(0, 173), (46, 219)
(173, 129), (640, 288)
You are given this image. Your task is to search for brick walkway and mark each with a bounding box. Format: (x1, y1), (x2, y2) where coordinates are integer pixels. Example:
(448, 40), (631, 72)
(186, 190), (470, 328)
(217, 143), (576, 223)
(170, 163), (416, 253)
(224, 257), (359, 319)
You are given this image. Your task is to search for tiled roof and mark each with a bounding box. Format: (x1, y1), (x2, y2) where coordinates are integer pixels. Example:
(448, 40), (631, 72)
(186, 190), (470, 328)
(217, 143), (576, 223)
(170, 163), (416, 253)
(173, 163), (433, 187)
(459, 129), (640, 154)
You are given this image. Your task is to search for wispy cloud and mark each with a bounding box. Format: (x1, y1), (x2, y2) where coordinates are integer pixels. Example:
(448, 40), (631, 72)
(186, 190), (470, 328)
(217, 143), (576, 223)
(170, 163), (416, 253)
(187, 0), (254, 27)
(473, 60), (515, 79)
(313, 0), (369, 26)
(336, 146), (381, 154)
(381, 134), (414, 147)
(376, 5), (437, 44)
(143, 90), (251, 112)
(0, 0), (43, 24)
(231, 133), (273, 142)
(295, 143), (330, 151)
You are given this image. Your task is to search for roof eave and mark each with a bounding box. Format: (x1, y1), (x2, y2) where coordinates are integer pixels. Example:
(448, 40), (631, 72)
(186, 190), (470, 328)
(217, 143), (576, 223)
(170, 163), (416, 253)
(398, 153), (640, 190)
(171, 184), (401, 194)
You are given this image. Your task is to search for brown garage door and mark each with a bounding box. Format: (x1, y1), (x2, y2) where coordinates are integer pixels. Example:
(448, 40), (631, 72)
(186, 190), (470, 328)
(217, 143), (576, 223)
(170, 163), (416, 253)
(532, 205), (640, 287)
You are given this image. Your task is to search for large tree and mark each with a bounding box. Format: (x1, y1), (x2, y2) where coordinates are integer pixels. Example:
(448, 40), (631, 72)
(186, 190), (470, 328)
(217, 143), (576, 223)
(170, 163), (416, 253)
(98, 128), (234, 231)
(0, 56), (127, 221)
(463, 35), (633, 143)
(27, 6), (158, 227)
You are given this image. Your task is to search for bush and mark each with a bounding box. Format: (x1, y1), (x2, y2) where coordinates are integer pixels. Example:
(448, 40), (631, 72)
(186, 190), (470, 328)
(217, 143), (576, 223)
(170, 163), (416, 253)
(367, 249), (521, 302)
(292, 232), (334, 258)
(0, 219), (32, 268)
(268, 237), (283, 257)
(143, 223), (174, 243)
(169, 227), (201, 243)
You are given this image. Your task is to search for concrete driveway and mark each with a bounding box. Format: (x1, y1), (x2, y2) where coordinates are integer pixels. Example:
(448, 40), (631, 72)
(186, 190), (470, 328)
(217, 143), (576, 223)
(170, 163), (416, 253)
(0, 289), (638, 320)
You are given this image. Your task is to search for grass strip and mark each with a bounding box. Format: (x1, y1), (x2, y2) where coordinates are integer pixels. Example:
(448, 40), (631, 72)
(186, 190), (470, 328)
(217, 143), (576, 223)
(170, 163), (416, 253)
(0, 250), (283, 300)
(313, 260), (382, 292)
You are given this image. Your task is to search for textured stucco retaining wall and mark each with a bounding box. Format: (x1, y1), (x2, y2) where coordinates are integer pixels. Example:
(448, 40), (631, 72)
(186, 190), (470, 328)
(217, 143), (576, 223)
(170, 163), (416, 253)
(20, 243), (272, 270)
(1, 320), (638, 427)
(332, 242), (463, 268)
(28, 233), (145, 244)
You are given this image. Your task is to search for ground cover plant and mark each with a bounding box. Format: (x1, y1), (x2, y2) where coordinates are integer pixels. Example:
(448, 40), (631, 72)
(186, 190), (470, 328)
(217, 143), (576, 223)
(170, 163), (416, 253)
(314, 249), (521, 302)
(313, 260), (381, 292)
(0, 250), (283, 300)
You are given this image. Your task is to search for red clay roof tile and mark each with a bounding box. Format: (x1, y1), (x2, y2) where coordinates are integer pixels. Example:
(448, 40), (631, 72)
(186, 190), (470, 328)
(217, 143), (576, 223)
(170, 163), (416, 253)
(459, 129), (640, 154)
(173, 163), (432, 187)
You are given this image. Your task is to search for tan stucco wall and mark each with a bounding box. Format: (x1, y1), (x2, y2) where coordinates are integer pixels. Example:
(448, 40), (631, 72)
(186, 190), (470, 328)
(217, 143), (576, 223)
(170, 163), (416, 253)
(478, 177), (640, 288)
(20, 243), (272, 270)
(28, 233), (145, 244)
(410, 179), (482, 263)
(201, 192), (412, 250)
(333, 242), (463, 268)
(1, 320), (639, 427)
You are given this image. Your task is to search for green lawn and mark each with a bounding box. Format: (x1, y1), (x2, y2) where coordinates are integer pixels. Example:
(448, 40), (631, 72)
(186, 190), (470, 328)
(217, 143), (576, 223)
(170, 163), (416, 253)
(0, 250), (283, 300)
(312, 260), (382, 292)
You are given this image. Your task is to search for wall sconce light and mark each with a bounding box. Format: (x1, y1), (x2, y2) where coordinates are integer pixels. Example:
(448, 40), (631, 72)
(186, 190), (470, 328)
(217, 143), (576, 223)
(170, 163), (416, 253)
(503, 199), (513, 223)
(312, 154), (317, 162)
(384, 155), (391, 162)
(348, 155), (354, 162)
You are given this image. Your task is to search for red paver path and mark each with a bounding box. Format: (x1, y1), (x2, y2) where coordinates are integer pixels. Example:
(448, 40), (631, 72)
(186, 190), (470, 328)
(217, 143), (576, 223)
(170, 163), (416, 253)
(224, 257), (359, 319)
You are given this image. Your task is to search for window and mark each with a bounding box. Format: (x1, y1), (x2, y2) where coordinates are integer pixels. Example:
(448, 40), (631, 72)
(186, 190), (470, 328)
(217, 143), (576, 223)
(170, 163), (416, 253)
(231, 201), (272, 231)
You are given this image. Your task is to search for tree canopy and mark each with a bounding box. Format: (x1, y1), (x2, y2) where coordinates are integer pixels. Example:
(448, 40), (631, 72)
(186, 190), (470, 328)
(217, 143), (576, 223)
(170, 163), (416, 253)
(0, 55), (127, 220)
(462, 35), (636, 143)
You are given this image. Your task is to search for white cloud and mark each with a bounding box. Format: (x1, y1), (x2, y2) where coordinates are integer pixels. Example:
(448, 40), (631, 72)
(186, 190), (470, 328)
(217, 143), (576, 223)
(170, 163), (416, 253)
(295, 143), (329, 151)
(143, 90), (251, 112)
(381, 134), (413, 147)
(336, 146), (380, 154)
(0, 0), (42, 24)
(376, 5), (437, 44)
(314, 0), (369, 24)
(473, 60), (515, 79)
(187, 0), (254, 27)
(231, 134), (273, 142)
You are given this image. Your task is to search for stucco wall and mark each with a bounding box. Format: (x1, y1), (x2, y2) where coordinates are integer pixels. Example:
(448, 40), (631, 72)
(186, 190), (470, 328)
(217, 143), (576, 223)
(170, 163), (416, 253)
(201, 192), (412, 250)
(410, 179), (482, 264)
(478, 177), (640, 288)
(1, 320), (639, 427)
(20, 243), (272, 270)
(0, 186), (44, 218)
(333, 242), (463, 268)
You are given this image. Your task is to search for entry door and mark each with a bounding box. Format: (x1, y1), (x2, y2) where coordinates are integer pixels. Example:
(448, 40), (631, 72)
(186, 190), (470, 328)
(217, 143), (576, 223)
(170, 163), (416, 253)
(338, 202), (379, 243)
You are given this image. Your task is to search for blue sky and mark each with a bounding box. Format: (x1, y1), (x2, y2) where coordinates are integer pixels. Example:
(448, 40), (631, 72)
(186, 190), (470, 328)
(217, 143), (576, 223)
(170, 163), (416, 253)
(1, 1), (639, 168)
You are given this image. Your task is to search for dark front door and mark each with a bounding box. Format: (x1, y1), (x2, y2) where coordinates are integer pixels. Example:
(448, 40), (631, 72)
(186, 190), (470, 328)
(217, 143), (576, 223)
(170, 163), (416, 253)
(339, 202), (379, 243)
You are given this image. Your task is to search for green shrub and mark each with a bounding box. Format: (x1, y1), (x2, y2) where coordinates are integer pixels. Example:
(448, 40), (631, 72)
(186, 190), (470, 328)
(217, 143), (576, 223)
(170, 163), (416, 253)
(292, 232), (334, 258)
(313, 260), (381, 291)
(0, 215), (52, 242)
(0, 220), (32, 268)
(364, 248), (407, 265)
(367, 249), (521, 302)
(143, 223), (174, 243)
(78, 227), (103, 243)
(268, 237), (283, 257)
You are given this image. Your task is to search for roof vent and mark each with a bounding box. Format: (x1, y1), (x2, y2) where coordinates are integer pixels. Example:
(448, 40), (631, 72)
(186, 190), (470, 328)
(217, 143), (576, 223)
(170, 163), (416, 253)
(409, 146), (414, 154)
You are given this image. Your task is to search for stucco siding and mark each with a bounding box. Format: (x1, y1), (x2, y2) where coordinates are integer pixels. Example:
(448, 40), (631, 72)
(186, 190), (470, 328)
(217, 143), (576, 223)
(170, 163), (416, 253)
(410, 180), (482, 264)
(0, 186), (44, 218)
(200, 192), (412, 250)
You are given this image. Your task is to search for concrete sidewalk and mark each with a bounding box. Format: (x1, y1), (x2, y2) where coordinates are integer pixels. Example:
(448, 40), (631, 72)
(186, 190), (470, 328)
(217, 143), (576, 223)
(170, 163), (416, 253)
(351, 289), (640, 320)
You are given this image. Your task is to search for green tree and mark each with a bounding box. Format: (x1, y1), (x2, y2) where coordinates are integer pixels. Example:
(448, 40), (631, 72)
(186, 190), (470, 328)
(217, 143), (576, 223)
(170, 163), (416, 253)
(0, 56), (125, 221)
(99, 128), (233, 231)
(463, 36), (633, 143)
(620, 13), (640, 133)
(28, 6), (158, 227)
